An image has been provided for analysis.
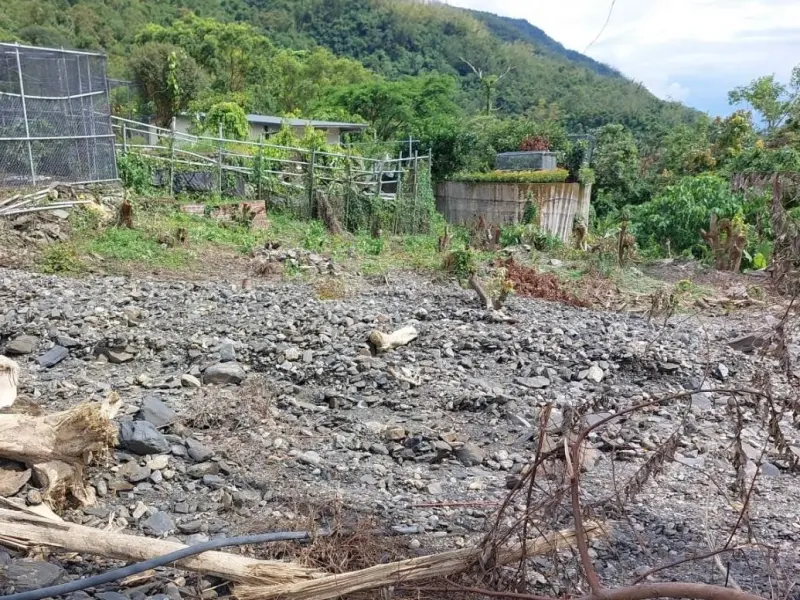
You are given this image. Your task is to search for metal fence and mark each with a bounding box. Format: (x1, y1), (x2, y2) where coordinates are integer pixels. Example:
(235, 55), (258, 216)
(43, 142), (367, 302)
(0, 43), (117, 188)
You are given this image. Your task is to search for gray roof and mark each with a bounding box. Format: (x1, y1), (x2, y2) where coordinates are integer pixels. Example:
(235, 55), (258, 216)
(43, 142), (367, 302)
(246, 114), (367, 131)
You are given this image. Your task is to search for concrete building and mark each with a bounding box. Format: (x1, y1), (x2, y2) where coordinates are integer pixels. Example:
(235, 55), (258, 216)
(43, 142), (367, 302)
(168, 113), (368, 145)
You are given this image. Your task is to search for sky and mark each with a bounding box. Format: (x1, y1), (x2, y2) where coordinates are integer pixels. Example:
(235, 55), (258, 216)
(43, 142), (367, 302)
(446, 0), (800, 116)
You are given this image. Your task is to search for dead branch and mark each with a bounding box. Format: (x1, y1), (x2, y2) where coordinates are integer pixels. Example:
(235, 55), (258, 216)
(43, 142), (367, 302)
(236, 522), (606, 600)
(468, 274), (509, 311)
(0, 507), (321, 585)
(367, 326), (418, 354)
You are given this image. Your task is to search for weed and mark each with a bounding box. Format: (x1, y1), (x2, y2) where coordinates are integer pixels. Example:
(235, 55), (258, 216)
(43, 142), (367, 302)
(87, 227), (191, 268)
(314, 278), (346, 300)
(443, 248), (477, 280)
(302, 221), (328, 252)
(39, 244), (84, 274)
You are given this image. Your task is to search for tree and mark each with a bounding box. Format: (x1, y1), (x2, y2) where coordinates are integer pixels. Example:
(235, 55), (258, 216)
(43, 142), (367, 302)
(129, 42), (205, 127)
(202, 102), (249, 140)
(592, 124), (640, 214)
(460, 57), (513, 114)
(728, 75), (792, 132)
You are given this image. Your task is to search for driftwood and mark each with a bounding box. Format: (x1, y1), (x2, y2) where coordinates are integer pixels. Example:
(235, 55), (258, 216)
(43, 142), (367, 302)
(0, 507), (321, 585)
(236, 521), (607, 600)
(0, 396), (119, 507)
(0, 356), (19, 409)
(368, 326), (418, 354)
(468, 274), (510, 311)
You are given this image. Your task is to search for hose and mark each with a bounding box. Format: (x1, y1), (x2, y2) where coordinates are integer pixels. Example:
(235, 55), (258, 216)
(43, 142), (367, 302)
(0, 524), (421, 600)
(0, 530), (320, 600)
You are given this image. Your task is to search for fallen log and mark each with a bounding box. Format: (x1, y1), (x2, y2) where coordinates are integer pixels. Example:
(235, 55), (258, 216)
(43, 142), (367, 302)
(368, 326), (418, 354)
(236, 521), (607, 600)
(0, 396), (119, 506)
(0, 507), (323, 585)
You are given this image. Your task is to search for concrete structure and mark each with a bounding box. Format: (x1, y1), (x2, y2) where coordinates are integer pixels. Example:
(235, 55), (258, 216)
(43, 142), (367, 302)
(170, 114), (368, 145)
(435, 181), (592, 243)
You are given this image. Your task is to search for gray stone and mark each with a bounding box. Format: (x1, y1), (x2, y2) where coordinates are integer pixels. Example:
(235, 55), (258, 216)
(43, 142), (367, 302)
(427, 482), (443, 495)
(456, 443), (485, 467)
(659, 362), (681, 374)
(729, 333), (771, 353)
(202, 474), (226, 488)
(298, 451), (322, 466)
(186, 438), (214, 462)
(514, 376), (550, 389)
(715, 363), (730, 380)
(5, 560), (65, 591)
(37, 346), (69, 368)
(186, 462), (219, 478)
(284, 347), (301, 362)
(178, 520), (206, 534)
(203, 362), (246, 385)
(120, 462), (151, 483)
(186, 533), (210, 545)
(302, 350), (314, 364)
(119, 421), (170, 455)
(96, 592), (129, 600)
(107, 350), (135, 364)
(142, 511), (175, 536)
(585, 365), (605, 383)
(369, 443), (390, 455)
(6, 335), (38, 356)
(219, 341), (236, 362)
(181, 374), (202, 388)
(139, 396), (177, 428)
(760, 462), (781, 477)
(675, 454), (706, 469)
(54, 335), (81, 348)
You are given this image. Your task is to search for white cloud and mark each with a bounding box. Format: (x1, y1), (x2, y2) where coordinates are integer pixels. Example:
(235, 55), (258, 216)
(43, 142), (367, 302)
(445, 0), (800, 113)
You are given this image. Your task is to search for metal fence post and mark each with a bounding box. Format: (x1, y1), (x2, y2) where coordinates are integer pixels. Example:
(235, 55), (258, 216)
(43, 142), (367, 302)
(308, 149), (316, 219)
(412, 150), (419, 232)
(256, 134), (264, 204)
(169, 116), (176, 199)
(122, 123), (127, 154)
(14, 44), (36, 186)
(217, 122), (223, 197)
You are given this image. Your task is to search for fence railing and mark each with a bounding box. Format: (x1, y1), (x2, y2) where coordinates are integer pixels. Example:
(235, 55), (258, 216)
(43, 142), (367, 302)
(112, 116), (434, 234)
(0, 43), (117, 188)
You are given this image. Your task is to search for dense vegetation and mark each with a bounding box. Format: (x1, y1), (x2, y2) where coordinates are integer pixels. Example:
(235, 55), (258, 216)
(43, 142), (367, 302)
(3, 0), (800, 271)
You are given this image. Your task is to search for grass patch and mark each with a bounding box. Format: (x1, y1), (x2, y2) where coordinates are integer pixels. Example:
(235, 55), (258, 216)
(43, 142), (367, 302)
(86, 228), (191, 269)
(39, 244), (85, 275)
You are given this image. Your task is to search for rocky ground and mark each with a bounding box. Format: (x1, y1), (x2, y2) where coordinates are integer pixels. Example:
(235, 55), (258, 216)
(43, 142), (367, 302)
(1, 264), (800, 599)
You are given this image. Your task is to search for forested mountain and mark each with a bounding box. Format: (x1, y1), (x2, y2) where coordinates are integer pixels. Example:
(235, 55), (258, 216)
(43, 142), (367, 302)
(0, 0), (698, 137)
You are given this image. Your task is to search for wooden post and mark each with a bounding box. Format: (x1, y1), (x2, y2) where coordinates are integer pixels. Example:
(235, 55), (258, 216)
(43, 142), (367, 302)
(217, 122), (224, 196)
(168, 116), (176, 199)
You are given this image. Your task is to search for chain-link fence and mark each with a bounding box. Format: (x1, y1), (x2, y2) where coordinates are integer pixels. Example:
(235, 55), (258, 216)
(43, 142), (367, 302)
(0, 43), (117, 188)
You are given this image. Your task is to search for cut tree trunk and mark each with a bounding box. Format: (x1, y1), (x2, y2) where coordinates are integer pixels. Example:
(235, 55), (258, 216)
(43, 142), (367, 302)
(368, 326), (418, 354)
(236, 521), (607, 600)
(0, 507), (321, 585)
(0, 396), (119, 507)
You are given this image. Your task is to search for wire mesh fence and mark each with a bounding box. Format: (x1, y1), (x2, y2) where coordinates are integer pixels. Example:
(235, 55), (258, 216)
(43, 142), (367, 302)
(0, 43), (117, 188)
(113, 117), (435, 234)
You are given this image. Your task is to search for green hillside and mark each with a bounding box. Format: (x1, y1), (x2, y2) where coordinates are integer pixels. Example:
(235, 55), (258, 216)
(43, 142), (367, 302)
(0, 0), (699, 137)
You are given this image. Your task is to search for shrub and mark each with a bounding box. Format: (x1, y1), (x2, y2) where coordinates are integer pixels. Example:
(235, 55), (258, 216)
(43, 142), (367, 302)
(632, 174), (744, 257)
(443, 248), (476, 280)
(450, 169), (569, 184)
(40, 244), (84, 274)
(519, 135), (551, 151)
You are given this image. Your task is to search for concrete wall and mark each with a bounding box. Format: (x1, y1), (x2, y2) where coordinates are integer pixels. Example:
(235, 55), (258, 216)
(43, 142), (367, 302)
(435, 181), (593, 243)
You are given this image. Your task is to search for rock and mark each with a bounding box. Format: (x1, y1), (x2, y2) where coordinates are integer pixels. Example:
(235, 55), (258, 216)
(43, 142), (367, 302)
(119, 461), (151, 483)
(203, 362), (246, 385)
(5, 560), (65, 591)
(302, 350), (313, 364)
(659, 362), (681, 374)
(585, 365), (604, 383)
(139, 396), (177, 428)
(186, 438), (214, 462)
(186, 533), (210, 545)
(514, 376), (550, 389)
(119, 421), (170, 455)
(427, 482), (443, 495)
(760, 462), (781, 477)
(298, 451), (322, 466)
(96, 592), (129, 600)
(369, 443), (390, 455)
(715, 363), (730, 380)
(142, 511), (175, 536)
(181, 374), (202, 388)
(107, 350), (135, 364)
(203, 474), (226, 489)
(6, 335), (38, 356)
(53, 335), (81, 349)
(456, 443), (485, 467)
(385, 427), (406, 441)
(675, 454), (706, 469)
(219, 341), (236, 362)
(729, 333), (771, 353)
(284, 347), (301, 362)
(186, 462), (220, 478)
(37, 346), (69, 368)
